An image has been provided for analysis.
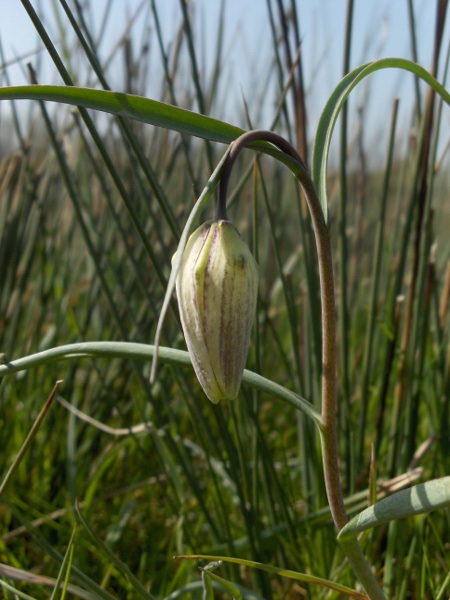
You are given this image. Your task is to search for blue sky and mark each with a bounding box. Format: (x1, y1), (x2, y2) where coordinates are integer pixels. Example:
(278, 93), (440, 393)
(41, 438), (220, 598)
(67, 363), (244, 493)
(0, 0), (449, 162)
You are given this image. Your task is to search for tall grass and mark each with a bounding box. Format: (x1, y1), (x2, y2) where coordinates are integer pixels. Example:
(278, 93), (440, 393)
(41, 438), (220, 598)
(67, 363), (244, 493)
(0, 1), (450, 599)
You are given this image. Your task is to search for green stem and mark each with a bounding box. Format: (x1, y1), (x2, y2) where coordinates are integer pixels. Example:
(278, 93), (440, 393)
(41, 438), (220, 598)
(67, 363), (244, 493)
(216, 130), (385, 599)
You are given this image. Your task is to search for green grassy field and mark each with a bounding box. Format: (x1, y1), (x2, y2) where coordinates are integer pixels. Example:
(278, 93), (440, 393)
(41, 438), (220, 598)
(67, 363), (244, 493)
(1, 1), (450, 599)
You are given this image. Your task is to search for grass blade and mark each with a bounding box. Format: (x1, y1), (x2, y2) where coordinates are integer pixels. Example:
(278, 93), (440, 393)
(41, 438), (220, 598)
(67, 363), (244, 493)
(0, 380), (61, 500)
(176, 554), (368, 599)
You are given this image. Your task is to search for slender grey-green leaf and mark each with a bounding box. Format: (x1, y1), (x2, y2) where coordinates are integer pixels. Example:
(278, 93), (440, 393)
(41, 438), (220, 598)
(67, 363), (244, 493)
(338, 477), (450, 540)
(0, 341), (320, 423)
(313, 57), (450, 221)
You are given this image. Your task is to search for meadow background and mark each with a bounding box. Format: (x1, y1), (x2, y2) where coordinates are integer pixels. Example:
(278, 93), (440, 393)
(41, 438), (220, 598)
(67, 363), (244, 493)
(0, 1), (450, 598)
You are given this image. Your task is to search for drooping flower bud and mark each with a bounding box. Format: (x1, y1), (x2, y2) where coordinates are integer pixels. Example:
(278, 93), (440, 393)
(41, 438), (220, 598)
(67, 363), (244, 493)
(173, 220), (258, 403)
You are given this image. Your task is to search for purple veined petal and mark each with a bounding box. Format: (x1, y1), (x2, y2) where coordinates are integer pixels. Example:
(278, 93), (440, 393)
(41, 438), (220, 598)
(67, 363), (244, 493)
(173, 220), (258, 403)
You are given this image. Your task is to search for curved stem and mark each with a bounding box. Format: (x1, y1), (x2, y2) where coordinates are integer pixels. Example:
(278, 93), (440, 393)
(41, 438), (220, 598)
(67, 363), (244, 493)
(218, 130), (385, 599)
(218, 130), (344, 522)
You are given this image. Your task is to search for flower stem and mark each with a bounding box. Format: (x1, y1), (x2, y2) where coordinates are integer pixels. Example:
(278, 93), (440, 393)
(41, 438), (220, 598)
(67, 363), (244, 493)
(218, 130), (386, 599)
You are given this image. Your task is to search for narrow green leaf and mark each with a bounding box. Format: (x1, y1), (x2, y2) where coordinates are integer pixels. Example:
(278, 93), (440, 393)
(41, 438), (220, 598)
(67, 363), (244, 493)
(0, 342), (321, 423)
(0, 85), (244, 143)
(338, 477), (450, 541)
(0, 563), (107, 600)
(312, 57), (450, 221)
(176, 554), (367, 599)
(75, 501), (157, 600)
(0, 579), (46, 600)
(201, 569), (243, 600)
(49, 527), (77, 600)
(0, 380), (61, 500)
